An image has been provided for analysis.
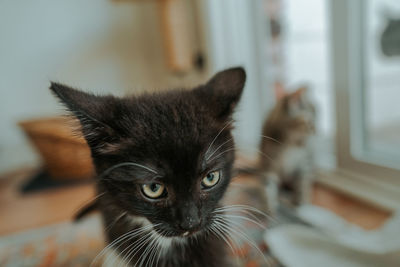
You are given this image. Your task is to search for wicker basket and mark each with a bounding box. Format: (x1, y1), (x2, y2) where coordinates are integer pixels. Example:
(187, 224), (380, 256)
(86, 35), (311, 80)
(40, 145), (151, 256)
(19, 117), (95, 180)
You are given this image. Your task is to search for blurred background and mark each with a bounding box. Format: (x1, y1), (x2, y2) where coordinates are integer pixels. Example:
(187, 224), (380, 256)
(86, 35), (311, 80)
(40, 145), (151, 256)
(0, 0), (399, 266)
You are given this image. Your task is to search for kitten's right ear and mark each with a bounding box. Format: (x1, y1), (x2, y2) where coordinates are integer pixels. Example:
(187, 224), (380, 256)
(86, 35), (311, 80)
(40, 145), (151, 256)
(50, 82), (115, 148)
(200, 67), (246, 120)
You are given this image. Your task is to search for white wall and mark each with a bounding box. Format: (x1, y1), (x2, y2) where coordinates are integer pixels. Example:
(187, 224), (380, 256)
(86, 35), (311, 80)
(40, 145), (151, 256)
(0, 0), (205, 174)
(202, 0), (273, 161)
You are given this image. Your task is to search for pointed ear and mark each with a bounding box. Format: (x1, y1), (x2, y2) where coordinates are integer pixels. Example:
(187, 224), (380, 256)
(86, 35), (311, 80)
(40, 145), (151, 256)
(289, 86), (308, 107)
(292, 86), (307, 99)
(274, 82), (286, 100)
(283, 86), (309, 115)
(50, 82), (116, 150)
(202, 67), (246, 119)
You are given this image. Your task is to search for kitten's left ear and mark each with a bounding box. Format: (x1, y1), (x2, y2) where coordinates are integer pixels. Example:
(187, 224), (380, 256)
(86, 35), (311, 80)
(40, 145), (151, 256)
(202, 67), (246, 119)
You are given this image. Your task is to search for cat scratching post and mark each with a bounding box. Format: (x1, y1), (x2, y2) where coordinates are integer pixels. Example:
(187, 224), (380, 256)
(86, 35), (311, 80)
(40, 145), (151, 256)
(158, 0), (193, 73)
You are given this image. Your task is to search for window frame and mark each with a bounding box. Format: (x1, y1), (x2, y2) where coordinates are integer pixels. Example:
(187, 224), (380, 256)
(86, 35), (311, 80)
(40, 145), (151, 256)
(331, 0), (400, 206)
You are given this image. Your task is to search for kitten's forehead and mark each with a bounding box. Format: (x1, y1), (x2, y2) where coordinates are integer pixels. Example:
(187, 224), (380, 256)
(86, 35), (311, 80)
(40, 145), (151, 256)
(114, 93), (231, 174)
(123, 93), (220, 145)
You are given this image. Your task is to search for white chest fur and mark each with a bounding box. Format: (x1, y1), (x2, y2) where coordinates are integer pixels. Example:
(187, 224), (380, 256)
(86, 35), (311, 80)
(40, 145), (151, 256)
(280, 146), (309, 178)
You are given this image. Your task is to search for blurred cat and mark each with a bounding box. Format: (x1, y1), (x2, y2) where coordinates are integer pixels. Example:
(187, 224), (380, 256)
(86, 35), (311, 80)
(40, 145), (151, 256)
(259, 87), (316, 213)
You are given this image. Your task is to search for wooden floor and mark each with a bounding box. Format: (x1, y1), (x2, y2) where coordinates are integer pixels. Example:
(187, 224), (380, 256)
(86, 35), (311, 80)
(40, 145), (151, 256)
(0, 168), (95, 236)
(312, 183), (390, 229)
(0, 168), (392, 236)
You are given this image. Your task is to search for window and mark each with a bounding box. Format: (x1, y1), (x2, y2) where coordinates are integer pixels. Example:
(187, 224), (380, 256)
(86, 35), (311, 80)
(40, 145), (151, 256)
(331, 0), (400, 208)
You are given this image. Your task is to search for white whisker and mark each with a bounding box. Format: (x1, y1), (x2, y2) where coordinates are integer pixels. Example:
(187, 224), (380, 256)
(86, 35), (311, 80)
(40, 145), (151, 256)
(209, 223), (236, 256)
(206, 138), (234, 160)
(259, 134), (283, 145)
(215, 216), (272, 266)
(218, 214), (266, 229)
(122, 231), (153, 267)
(110, 230), (149, 267)
(104, 212), (127, 233)
(136, 231), (157, 267)
(91, 224), (154, 266)
(213, 221), (241, 251)
(118, 233), (149, 267)
(215, 204), (276, 223)
(211, 220), (243, 266)
(98, 224), (156, 267)
(99, 162), (158, 179)
(148, 230), (164, 267)
(205, 120), (234, 157)
(208, 148), (236, 162)
(213, 207), (267, 225)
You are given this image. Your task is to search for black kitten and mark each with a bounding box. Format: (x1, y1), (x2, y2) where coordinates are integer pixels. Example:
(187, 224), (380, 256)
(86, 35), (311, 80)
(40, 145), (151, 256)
(50, 67), (246, 267)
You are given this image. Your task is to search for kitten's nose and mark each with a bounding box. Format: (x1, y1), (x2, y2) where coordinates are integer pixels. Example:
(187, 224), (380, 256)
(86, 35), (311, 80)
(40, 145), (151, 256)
(177, 202), (201, 232)
(179, 216), (201, 232)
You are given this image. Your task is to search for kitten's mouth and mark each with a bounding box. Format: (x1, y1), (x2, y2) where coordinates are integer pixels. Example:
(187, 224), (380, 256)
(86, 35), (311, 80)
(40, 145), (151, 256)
(179, 227), (203, 237)
(153, 226), (200, 238)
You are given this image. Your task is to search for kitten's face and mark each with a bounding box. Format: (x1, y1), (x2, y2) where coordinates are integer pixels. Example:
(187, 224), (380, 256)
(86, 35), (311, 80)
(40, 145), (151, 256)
(51, 68), (246, 237)
(279, 87), (316, 143)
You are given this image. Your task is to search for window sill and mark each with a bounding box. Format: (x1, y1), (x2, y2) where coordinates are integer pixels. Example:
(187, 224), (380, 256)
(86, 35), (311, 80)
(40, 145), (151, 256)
(316, 169), (400, 212)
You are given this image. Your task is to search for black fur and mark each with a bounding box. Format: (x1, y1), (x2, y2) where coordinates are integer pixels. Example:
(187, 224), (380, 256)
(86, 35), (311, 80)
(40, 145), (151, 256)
(74, 199), (98, 221)
(51, 67), (246, 266)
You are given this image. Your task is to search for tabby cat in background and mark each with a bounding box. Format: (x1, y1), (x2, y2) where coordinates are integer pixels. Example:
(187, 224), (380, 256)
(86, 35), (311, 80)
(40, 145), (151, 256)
(259, 87), (316, 213)
(50, 68), (262, 267)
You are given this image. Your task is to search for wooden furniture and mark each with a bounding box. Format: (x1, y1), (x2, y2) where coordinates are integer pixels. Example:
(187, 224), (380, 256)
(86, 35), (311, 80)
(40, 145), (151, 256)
(19, 117), (94, 180)
(158, 0), (194, 72)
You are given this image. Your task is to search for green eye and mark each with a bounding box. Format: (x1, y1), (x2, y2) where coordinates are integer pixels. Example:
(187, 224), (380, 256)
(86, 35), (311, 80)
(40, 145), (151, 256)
(202, 171), (220, 188)
(142, 183), (165, 199)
